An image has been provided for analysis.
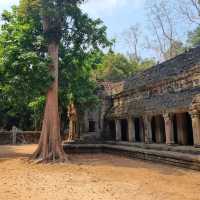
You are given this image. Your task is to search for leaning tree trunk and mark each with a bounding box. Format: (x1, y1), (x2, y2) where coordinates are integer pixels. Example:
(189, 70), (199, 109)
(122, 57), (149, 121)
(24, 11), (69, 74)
(32, 40), (66, 162)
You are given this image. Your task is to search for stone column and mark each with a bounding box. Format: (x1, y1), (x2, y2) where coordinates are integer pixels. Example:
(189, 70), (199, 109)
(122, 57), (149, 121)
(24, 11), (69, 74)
(128, 116), (136, 142)
(163, 113), (174, 145)
(190, 111), (200, 147)
(143, 116), (153, 144)
(176, 113), (188, 145)
(12, 126), (17, 145)
(115, 119), (122, 141)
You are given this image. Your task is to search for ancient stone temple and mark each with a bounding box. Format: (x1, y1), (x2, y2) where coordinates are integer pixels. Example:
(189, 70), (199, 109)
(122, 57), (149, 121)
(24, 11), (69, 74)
(80, 46), (200, 148)
(79, 81), (124, 142)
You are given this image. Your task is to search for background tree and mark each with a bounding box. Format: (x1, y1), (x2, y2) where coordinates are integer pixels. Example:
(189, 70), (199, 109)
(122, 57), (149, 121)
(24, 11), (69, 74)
(123, 24), (141, 61)
(176, 0), (200, 48)
(187, 26), (200, 46)
(163, 40), (185, 60)
(0, 5), (51, 130)
(145, 0), (185, 61)
(94, 52), (155, 82)
(94, 53), (135, 81)
(178, 0), (200, 25)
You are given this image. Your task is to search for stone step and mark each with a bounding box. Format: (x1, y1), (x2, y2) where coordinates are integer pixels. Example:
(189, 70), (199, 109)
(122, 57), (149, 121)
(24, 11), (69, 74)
(63, 143), (200, 171)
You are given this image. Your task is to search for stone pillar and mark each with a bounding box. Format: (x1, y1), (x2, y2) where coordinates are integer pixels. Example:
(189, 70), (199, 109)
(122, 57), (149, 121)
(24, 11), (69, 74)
(176, 113), (188, 145)
(12, 126), (17, 145)
(143, 116), (153, 144)
(190, 111), (200, 147)
(128, 116), (136, 142)
(115, 119), (122, 141)
(163, 113), (174, 145)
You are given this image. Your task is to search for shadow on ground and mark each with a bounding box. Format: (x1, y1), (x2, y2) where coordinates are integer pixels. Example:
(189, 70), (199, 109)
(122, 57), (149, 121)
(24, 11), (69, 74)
(69, 153), (187, 176)
(0, 144), (190, 176)
(0, 145), (36, 161)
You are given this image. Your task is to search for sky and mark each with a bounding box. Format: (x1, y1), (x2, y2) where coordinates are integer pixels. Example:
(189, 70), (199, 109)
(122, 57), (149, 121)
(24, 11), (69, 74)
(0, 0), (148, 53)
(0, 0), (196, 59)
(80, 0), (147, 54)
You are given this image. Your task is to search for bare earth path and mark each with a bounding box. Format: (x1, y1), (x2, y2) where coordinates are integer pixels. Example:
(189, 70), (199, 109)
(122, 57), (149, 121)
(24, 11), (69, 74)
(0, 145), (200, 200)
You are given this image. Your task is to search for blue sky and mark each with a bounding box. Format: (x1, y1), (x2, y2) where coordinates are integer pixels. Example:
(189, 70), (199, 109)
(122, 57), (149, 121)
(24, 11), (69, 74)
(81, 0), (147, 53)
(0, 0), (19, 13)
(0, 0), (147, 53)
(0, 0), (196, 59)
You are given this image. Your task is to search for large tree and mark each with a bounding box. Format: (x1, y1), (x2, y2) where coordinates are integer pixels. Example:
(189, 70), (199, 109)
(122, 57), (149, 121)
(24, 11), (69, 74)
(0, 0), (112, 162)
(0, 1), (110, 132)
(30, 0), (99, 162)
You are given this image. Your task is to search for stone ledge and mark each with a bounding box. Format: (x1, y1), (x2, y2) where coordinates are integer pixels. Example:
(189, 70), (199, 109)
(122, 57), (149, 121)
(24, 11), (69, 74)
(105, 141), (200, 155)
(63, 143), (200, 171)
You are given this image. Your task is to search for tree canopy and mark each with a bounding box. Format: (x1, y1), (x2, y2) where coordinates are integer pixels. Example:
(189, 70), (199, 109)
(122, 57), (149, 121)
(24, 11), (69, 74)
(187, 27), (200, 47)
(0, 5), (51, 129)
(0, 1), (111, 131)
(94, 52), (155, 81)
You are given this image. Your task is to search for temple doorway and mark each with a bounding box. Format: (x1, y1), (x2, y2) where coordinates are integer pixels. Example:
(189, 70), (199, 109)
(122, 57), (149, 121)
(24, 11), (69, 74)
(134, 118), (140, 142)
(186, 113), (194, 145)
(151, 117), (156, 143)
(121, 119), (128, 141)
(174, 113), (194, 145)
(173, 114), (178, 144)
(89, 120), (96, 132)
(108, 120), (116, 140)
(151, 115), (166, 144)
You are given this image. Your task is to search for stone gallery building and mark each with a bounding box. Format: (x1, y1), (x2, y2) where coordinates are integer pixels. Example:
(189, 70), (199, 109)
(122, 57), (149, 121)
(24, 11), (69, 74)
(80, 46), (200, 149)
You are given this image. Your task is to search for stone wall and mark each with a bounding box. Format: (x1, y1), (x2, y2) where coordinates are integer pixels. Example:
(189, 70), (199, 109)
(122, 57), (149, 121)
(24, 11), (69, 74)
(101, 46), (200, 148)
(109, 65), (200, 118)
(0, 131), (40, 145)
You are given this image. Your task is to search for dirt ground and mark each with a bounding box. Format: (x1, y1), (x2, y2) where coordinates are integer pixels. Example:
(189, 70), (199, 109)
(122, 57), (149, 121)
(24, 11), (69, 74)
(0, 145), (200, 200)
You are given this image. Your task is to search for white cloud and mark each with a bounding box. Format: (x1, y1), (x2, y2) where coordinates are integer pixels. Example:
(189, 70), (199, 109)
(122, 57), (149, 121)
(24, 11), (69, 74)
(0, 0), (145, 18)
(81, 0), (145, 17)
(0, 0), (19, 14)
(0, 0), (19, 9)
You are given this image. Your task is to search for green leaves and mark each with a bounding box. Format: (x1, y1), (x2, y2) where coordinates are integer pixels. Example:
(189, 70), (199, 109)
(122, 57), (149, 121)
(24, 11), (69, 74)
(94, 53), (156, 82)
(187, 26), (200, 47)
(39, 0), (84, 42)
(0, 0), (111, 130)
(0, 5), (51, 129)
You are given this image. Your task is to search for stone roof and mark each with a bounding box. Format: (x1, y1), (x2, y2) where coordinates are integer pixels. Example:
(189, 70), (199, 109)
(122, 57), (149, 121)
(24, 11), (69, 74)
(99, 81), (124, 96)
(123, 45), (200, 92)
(107, 87), (200, 118)
(105, 46), (200, 118)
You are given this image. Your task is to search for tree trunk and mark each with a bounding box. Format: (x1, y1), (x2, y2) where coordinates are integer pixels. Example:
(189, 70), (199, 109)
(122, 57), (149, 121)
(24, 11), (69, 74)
(32, 40), (66, 162)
